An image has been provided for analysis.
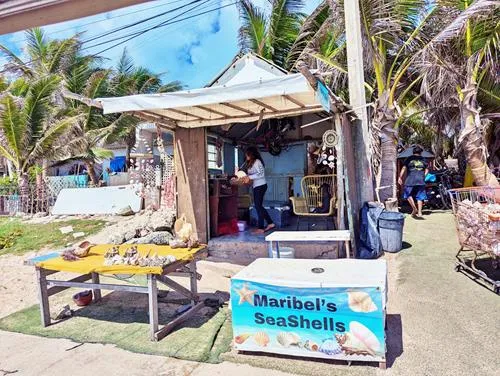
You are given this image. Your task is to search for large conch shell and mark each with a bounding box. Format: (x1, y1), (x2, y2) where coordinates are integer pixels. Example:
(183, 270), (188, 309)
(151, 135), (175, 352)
(276, 332), (300, 348)
(253, 332), (269, 347)
(336, 321), (382, 356)
(72, 241), (94, 257)
(348, 291), (377, 313)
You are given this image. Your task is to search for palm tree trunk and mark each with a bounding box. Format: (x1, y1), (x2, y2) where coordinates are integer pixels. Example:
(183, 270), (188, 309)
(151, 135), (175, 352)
(373, 92), (399, 202)
(85, 161), (99, 186)
(459, 82), (499, 187)
(125, 130), (136, 171)
(18, 171), (29, 213)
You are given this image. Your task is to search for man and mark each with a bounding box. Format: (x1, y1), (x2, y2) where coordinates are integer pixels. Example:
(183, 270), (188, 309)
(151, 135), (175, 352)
(398, 146), (429, 218)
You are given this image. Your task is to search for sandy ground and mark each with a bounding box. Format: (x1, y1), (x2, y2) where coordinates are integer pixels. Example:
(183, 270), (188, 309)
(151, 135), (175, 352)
(0, 212), (499, 376)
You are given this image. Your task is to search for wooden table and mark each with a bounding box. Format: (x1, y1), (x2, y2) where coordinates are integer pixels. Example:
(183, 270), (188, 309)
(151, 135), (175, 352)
(25, 246), (208, 341)
(265, 230), (352, 258)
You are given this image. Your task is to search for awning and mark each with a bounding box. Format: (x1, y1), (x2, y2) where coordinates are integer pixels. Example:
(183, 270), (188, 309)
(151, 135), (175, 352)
(97, 73), (334, 128)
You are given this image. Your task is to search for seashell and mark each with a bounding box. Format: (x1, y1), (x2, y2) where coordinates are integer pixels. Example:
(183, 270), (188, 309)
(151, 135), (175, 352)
(348, 291), (377, 313)
(304, 339), (319, 351)
(348, 321), (382, 356)
(253, 332), (269, 347)
(276, 332), (301, 348)
(234, 333), (251, 344)
(73, 241), (93, 257)
(319, 339), (342, 355)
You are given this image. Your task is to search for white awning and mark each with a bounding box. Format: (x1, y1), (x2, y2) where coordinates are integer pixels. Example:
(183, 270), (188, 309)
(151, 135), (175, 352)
(98, 73), (327, 128)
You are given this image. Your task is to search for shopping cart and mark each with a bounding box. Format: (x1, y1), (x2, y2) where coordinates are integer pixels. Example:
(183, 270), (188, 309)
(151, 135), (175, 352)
(448, 187), (500, 294)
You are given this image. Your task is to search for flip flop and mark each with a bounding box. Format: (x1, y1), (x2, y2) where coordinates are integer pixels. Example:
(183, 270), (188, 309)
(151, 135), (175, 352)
(264, 224), (276, 232)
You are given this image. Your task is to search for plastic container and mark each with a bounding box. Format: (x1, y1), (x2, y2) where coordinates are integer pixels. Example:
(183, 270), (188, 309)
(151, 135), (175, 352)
(378, 211), (405, 253)
(272, 246), (295, 259)
(237, 220), (247, 232)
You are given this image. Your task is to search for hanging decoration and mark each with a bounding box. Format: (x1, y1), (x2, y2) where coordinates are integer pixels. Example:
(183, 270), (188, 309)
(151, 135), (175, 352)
(322, 129), (338, 148)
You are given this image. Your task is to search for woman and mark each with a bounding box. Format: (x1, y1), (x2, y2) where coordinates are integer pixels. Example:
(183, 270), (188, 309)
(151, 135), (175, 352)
(242, 146), (275, 234)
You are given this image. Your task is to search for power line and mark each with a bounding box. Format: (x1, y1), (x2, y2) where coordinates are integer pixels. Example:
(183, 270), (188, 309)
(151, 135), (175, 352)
(4, 0), (190, 45)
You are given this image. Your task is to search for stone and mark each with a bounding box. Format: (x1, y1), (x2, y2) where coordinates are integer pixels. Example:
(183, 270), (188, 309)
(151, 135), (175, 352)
(126, 231), (174, 245)
(33, 212), (48, 218)
(117, 205), (134, 216)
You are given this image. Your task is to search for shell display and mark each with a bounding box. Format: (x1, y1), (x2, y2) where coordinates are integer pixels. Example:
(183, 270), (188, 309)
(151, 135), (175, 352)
(102, 247), (177, 268)
(348, 291), (377, 313)
(73, 241), (93, 257)
(234, 333), (251, 344)
(319, 339), (342, 355)
(253, 332), (270, 347)
(276, 332), (301, 348)
(303, 340), (319, 351)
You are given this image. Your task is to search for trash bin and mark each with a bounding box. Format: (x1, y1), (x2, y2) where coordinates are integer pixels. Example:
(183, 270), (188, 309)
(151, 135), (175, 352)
(378, 211), (405, 253)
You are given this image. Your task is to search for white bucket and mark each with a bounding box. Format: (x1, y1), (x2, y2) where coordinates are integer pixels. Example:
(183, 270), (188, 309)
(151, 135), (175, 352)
(272, 246), (295, 259)
(237, 220), (247, 232)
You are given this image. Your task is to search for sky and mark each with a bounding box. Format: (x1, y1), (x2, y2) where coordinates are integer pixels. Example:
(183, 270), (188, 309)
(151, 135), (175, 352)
(0, 0), (321, 89)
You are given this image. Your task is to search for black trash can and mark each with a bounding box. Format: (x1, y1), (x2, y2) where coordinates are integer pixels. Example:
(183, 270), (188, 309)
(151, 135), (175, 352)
(378, 211), (405, 253)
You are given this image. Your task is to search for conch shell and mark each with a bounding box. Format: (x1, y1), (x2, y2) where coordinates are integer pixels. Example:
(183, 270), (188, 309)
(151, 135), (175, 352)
(234, 333), (251, 344)
(253, 332), (269, 347)
(276, 332), (301, 348)
(336, 321), (382, 356)
(72, 241), (94, 257)
(348, 291), (377, 313)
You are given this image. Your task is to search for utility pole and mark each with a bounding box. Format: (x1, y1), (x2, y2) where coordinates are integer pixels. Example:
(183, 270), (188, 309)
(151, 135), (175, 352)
(342, 0), (374, 204)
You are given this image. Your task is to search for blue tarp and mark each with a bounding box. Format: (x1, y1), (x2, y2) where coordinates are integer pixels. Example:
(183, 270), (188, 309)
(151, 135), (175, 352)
(110, 156), (126, 172)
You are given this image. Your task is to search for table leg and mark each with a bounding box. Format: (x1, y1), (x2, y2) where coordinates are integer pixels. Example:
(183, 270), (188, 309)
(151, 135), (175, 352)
(36, 267), (50, 327)
(91, 273), (101, 302)
(147, 274), (159, 341)
(188, 261), (198, 306)
(276, 242), (281, 258)
(267, 241), (273, 258)
(345, 241), (351, 259)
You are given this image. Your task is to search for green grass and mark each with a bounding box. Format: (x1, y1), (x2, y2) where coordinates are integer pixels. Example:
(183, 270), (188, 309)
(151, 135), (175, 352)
(0, 218), (106, 255)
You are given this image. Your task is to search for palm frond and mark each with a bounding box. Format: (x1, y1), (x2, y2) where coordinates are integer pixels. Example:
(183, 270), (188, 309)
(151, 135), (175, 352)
(0, 44), (33, 77)
(159, 80), (184, 93)
(238, 0), (269, 56)
(0, 95), (24, 162)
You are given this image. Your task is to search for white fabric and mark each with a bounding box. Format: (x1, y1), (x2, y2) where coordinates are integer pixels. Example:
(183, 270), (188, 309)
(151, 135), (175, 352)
(98, 73), (312, 114)
(247, 159), (266, 188)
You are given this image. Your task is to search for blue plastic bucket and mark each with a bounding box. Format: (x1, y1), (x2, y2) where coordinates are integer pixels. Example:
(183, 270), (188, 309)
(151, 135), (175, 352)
(378, 211), (405, 253)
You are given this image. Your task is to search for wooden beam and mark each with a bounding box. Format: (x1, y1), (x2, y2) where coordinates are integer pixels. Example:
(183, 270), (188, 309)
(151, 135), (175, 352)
(282, 94), (305, 108)
(0, 0), (150, 35)
(248, 98), (277, 112)
(134, 111), (177, 130)
(166, 108), (206, 120)
(154, 301), (205, 341)
(220, 102), (256, 115)
(195, 105), (229, 118)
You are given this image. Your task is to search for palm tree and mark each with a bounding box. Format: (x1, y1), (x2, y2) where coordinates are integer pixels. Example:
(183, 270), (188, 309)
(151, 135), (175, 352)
(419, 0), (499, 186)
(238, 0), (306, 69)
(0, 76), (79, 191)
(107, 49), (183, 165)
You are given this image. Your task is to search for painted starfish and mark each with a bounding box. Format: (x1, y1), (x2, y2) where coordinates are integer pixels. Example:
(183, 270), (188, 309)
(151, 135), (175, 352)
(236, 283), (257, 305)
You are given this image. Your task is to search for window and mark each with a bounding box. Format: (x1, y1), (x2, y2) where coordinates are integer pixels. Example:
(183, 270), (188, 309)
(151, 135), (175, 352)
(207, 143), (223, 170)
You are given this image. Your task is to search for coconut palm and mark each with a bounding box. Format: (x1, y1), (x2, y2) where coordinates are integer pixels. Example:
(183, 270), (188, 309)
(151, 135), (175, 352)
(238, 0), (306, 69)
(0, 75), (79, 191)
(419, 0), (499, 186)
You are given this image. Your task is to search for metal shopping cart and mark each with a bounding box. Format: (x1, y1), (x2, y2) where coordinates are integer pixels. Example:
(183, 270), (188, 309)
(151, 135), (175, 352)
(448, 187), (500, 294)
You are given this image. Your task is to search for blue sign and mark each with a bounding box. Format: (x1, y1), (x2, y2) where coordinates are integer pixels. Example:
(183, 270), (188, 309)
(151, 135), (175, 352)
(316, 81), (331, 113)
(231, 279), (386, 361)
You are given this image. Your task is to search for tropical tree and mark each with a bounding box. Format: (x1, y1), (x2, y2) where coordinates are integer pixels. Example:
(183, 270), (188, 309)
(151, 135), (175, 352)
(419, 0), (499, 186)
(0, 76), (79, 191)
(238, 0), (306, 69)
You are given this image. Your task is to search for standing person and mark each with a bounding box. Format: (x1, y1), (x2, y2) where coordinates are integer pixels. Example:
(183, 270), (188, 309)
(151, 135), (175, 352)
(398, 146), (429, 218)
(242, 146), (275, 234)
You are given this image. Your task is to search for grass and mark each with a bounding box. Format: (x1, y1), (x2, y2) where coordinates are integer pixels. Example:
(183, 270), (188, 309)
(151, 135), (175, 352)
(0, 218), (106, 255)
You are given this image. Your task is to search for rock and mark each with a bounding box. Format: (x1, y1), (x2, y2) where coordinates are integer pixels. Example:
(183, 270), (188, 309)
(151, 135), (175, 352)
(59, 225), (74, 234)
(117, 206), (135, 216)
(139, 228), (150, 238)
(126, 231), (174, 245)
(109, 234), (125, 244)
(148, 209), (176, 231)
(33, 212), (48, 218)
(123, 230), (137, 242)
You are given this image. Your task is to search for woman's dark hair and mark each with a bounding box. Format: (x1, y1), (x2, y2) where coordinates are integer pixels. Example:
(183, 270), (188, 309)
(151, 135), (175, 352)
(413, 145), (423, 155)
(245, 146), (265, 167)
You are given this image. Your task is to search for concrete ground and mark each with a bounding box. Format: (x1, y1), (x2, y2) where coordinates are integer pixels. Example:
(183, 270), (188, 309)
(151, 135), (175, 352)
(0, 211), (499, 375)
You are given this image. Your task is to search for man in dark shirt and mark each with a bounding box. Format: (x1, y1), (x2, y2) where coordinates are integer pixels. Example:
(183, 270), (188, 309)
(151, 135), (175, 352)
(398, 146), (429, 218)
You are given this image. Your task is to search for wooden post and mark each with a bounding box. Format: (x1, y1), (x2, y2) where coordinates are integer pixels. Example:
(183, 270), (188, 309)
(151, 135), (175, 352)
(188, 261), (198, 306)
(36, 267), (51, 327)
(91, 273), (101, 302)
(174, 127), (209, 243)
(343, 0), (374, 204)
(147, 274), (159, 341)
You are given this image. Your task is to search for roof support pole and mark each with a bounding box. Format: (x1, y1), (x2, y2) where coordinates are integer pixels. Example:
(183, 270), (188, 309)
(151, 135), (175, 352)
(342, 0), (374, 204)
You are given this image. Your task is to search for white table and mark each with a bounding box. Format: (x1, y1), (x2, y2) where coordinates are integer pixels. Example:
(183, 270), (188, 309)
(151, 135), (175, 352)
(265, 230), (352, 258)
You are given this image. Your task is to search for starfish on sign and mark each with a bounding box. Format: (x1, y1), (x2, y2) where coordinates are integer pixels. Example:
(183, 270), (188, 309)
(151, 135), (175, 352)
(236, 283), (257, 305)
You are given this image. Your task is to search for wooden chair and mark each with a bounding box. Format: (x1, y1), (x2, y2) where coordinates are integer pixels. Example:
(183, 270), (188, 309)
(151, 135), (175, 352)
(289, 174), (336, 230)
